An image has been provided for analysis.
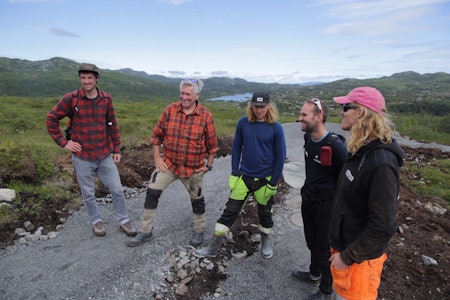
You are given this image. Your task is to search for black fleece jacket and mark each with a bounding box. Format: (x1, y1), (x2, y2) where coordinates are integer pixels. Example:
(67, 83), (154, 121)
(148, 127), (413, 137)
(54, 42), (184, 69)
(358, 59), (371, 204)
(329, 139), (404, 266)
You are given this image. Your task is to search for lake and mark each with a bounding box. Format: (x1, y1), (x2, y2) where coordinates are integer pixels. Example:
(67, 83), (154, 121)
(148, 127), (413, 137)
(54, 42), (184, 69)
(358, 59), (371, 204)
(208, 93), (253, 102)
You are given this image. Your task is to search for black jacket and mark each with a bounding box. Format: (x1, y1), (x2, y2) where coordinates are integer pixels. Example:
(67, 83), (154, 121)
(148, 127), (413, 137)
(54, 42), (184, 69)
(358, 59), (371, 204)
(329, 139), (404, 265)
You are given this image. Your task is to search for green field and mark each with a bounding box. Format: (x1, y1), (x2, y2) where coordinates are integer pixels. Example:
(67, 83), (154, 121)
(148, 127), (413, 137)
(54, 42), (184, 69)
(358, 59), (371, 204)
(0, 96), (449, 226)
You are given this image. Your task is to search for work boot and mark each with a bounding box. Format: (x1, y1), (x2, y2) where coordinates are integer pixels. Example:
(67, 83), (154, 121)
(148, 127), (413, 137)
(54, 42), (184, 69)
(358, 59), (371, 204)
(261, 233), (273, 259)
(190, 231), (204, 247)
(291, 270), (321, 286)
(193, 235), (224, 258)
(126, 231), (152, 247)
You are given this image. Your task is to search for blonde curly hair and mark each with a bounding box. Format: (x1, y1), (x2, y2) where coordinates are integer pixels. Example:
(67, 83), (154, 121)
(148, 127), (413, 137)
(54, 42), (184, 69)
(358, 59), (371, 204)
(347, 105), (395, 153)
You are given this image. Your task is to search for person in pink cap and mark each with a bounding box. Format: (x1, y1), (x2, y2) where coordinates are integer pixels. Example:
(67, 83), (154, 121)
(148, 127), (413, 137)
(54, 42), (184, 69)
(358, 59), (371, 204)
(329, 87), (404, 300)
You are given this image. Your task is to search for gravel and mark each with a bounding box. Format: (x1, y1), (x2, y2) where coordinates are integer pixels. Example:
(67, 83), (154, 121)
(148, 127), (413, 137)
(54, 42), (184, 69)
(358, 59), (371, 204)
(1, 122), (447, 300)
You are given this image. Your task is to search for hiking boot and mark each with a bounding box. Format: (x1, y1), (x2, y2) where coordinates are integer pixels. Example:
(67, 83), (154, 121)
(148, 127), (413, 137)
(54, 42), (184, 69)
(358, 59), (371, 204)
(307, 289), (332, 300)
(190, 231), (204, 247)
(261, 233), (273, 259)
(119, 222), (137, 237)
(92, 221), (106, 237)
(126, 232), (152, 247)
(291, 270), (321, 286)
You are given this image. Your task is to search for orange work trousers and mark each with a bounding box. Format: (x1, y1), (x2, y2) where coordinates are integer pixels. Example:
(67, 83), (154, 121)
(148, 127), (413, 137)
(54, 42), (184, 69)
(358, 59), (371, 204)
(330, 249), (387, 300)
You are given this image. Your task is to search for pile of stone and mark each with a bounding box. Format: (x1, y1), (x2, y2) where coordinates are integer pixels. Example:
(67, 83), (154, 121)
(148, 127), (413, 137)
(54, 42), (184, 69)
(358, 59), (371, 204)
(153, 230), (262, 299)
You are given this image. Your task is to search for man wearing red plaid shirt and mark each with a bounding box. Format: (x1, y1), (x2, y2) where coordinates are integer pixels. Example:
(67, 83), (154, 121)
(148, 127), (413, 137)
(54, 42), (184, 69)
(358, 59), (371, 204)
(46, 63), (136, 238)
(127, 78), (218, 247)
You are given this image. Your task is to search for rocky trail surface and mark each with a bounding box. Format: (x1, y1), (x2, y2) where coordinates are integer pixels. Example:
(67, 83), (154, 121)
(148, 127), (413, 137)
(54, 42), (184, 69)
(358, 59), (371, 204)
(0, 123), (449, 299)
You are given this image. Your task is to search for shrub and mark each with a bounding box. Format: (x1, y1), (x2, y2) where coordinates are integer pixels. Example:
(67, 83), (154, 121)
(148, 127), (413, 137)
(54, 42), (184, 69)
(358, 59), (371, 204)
(0, 142), (38, 185)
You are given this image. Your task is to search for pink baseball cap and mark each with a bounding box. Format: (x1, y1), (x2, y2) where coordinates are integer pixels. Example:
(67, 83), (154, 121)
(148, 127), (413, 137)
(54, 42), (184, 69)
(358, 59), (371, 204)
(333, 86), (386, 114)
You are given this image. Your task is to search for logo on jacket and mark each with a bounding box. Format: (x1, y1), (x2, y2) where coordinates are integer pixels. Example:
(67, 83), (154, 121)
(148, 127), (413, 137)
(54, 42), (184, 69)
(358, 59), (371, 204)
(345, 169), (354, 182)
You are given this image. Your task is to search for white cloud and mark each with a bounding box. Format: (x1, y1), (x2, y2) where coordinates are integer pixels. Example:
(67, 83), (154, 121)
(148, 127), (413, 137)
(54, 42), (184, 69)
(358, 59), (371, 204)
(323, 0), (449, 36)
(49, 28), (80, 38)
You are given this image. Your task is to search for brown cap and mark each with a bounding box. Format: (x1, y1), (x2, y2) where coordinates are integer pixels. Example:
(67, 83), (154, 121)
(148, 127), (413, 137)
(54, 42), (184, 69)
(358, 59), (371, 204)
(78, 63), (99, 75)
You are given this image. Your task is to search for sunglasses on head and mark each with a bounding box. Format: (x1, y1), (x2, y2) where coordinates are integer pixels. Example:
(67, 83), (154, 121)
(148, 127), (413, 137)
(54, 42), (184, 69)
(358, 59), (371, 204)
(342, 103), (358, 112)
(310, 98), (322, 111)
(183, 78), (199, 84)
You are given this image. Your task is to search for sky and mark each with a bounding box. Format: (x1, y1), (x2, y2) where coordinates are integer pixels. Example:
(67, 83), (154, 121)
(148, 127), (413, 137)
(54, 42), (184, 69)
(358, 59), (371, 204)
(1, 0), (450, 84)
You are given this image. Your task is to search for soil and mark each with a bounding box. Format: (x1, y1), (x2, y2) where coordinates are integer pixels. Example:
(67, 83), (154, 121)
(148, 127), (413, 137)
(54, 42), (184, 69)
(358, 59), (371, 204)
(1, 137), (449, 299)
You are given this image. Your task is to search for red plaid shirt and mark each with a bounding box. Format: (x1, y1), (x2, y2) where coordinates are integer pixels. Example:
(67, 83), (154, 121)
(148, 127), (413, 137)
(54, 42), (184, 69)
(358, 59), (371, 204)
(46, 88), (121, 161)
(150, 101), (219, 177)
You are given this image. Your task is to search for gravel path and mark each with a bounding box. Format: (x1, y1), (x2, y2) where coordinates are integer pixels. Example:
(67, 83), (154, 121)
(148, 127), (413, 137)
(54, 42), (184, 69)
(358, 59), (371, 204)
(1, 122), (447, 300)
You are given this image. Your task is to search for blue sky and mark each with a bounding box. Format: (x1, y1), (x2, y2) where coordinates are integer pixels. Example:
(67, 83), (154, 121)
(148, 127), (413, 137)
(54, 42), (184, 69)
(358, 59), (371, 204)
(1, 0), (449, 83)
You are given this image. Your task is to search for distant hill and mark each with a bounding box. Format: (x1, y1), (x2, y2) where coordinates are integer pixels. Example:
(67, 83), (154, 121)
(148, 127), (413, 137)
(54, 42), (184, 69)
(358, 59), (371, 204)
(0, 57), (449, 116)
(0, 57), (179, 100)
(0, 57), (292, 100)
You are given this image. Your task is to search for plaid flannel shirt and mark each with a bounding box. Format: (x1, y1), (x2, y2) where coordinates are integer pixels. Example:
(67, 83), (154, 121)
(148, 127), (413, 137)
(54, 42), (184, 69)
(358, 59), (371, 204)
(46, 88), (121, 161)
(150, 101), (219, 178)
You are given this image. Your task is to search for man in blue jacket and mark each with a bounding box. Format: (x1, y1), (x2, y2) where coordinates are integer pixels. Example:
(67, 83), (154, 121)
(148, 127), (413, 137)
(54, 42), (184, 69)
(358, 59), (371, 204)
(194, 92), (286, 259)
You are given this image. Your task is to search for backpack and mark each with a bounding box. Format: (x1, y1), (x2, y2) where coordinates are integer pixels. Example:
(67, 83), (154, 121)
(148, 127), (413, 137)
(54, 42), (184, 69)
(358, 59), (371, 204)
(63, 89), (80, 140)
(303, 131), (346, 150)
(303, 131), (346, 168)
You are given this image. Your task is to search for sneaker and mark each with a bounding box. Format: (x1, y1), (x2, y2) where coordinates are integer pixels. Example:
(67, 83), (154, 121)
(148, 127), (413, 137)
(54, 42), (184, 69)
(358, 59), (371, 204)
(92, 221), (106, 237)
(291, 270), (321, 286)
(119, 222), (137, 237)
(307, 289), (332, 300)
(126, 232), (152, 247)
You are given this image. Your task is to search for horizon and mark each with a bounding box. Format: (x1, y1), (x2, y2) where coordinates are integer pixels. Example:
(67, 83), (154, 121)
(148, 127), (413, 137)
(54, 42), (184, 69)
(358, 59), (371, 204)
(2, 55), (448, 86)
(1, 0), (449, 84)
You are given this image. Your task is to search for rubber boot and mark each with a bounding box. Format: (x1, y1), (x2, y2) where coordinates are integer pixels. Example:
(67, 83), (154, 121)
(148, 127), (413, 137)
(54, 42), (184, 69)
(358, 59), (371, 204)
(190, 231), (204, 247)
(193, 235), (224, 258)
(261, 233), (273, 259)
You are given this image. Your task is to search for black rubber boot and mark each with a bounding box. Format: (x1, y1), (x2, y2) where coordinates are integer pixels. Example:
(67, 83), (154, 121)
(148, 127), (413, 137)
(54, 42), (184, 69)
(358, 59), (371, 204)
(193, 235), (224, 258)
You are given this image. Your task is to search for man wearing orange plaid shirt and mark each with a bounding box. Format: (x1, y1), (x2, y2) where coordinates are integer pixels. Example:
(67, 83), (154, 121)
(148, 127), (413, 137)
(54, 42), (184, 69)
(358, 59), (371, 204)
(127, 78), (218, 248)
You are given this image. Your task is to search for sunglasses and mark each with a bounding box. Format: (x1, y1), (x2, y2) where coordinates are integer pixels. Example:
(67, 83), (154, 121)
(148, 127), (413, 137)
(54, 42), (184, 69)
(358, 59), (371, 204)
(310, 98), (322, 111)
(342, 103), (358, 112)
(183, 78), (199, 84)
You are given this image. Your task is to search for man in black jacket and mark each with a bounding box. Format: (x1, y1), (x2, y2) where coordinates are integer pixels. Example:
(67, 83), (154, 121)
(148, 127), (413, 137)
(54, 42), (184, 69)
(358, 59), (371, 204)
(292, 98), (347, 300)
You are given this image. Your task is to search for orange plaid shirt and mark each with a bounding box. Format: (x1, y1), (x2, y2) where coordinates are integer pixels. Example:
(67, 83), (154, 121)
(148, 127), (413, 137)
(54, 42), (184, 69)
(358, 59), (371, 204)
(150, 101), (218, 178)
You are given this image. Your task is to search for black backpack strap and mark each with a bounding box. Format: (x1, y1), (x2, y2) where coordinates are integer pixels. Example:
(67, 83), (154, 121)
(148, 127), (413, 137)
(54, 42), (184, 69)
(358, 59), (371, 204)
(327, 132), (346, 146)
(303, 132), (310, 143)
(68, 89), (80, 120)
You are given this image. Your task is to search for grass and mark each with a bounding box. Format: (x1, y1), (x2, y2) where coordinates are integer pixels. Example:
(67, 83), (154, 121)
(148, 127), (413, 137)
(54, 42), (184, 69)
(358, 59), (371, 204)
(1, 96), (449, 225)
(0, 96), (248, 226)
(393, 113), (450, 145)
(402, 158), (450, 203)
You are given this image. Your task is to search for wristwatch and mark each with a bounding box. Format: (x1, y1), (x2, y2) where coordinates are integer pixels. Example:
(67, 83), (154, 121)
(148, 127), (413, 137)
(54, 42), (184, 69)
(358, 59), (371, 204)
(206, 164), (212, 171)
